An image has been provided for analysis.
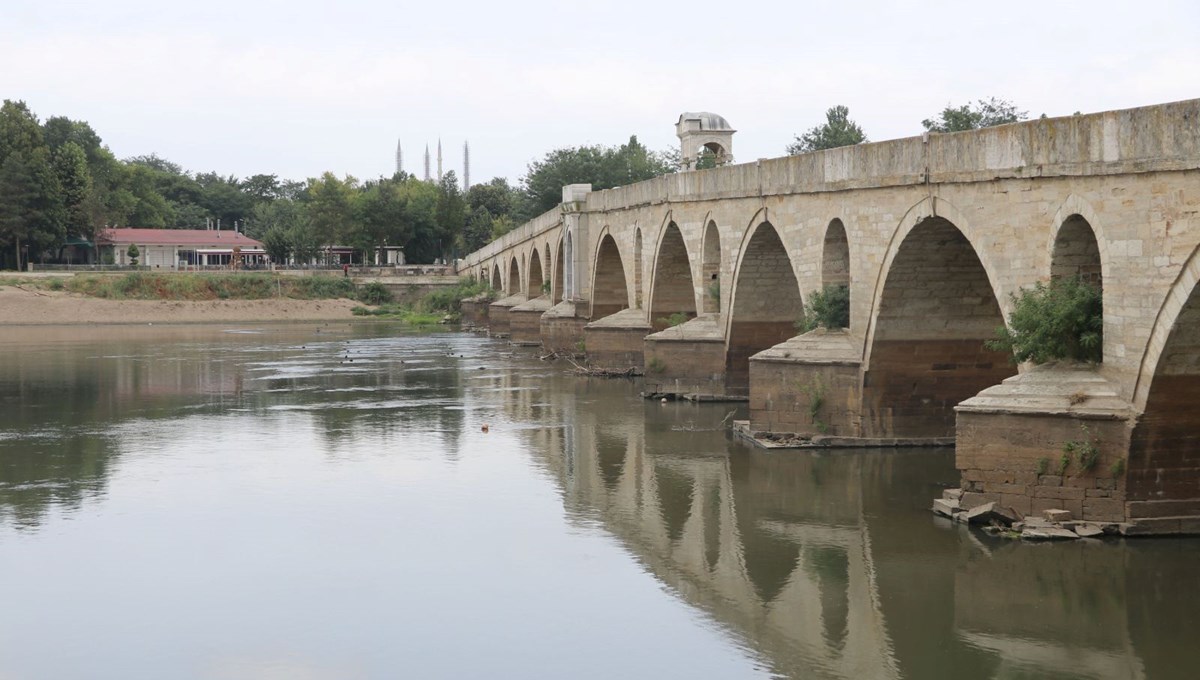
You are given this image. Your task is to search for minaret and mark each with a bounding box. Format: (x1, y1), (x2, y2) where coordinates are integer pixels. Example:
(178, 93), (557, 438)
(423, 145), (431, 182)
(395, 140), (403, 175)
(437, 139), (443, 182)
(463, 141), (470, 190)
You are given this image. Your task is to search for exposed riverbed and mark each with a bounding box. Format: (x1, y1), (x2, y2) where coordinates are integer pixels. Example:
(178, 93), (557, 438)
(0, 323), (1195, 679)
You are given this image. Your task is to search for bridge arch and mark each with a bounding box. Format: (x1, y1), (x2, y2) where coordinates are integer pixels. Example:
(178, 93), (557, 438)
(527, 246), (544, 296)
(820, 218), (851, 329)
(491, 262), (502, 290)
(590, 229), (630, 319)
(701, 218), (721, 313)
(725, 213), (804, 394)
(507, 256), (521, 295)
(1128, 243), (1200, 502)
(649, 220), (698, 330)
(861, 202), (1015, 437)
(553, 236), (565, 303)
(1047, 194), (1109, 285)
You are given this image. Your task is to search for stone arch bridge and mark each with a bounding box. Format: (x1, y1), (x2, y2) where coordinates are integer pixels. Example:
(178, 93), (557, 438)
(457, 99), (1200, 532)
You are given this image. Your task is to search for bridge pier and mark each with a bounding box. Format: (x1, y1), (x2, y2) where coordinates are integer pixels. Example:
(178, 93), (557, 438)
(509, 296), (552, 346)
(582, 309), (650, 372)
(460, 294), (491, 330)
(643, 315), (731, 399)
(955, 366), (1132, 524)
(748, 331), (863, 438)
(487, 294), (526, 338)
(540, 301), (588, 355)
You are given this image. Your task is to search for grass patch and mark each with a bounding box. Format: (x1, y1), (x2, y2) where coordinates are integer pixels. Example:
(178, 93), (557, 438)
(351, 305), (442, 326)
(63, 273), (358, 301)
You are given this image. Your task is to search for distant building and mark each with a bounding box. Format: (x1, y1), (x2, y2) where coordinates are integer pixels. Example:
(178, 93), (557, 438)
(97, 228), (266, 268)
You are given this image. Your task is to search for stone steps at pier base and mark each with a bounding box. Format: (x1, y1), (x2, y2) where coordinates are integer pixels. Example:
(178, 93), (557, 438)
(748, 329), (864, 438)
(732, 420), (953, 449)
(509, 296), (552, 346)
(583, 308), (651, 372)
(487, 294), (527, 339)
(955, 363), (1134, 523)
(540, 300), (587, 356)
(643, 314), (734, 400)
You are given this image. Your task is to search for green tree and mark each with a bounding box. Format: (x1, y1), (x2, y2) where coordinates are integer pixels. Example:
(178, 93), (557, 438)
(466, 177), (517, 219)
(398, 177), (442, 264)
(53, 142), (94, 239)
(240, 174), (283, 203)
(354, 178), (411, 263)
(463, 206), (494, 253)
(520, 136), (675, 217)
(436, 170), (467, 258)
(799, 285), (850, 331)
(491, 215), (516, 240)
(289, 222), (322, 266)
(922, 97), (1027, 133)
(261, 225), (292, 265)
(986, 276), (1102, 364)
(120, 164), (172, 227)
(0, 148), (66, 269)
(126, 243), (139, 266)
(249, 198), (304, 239)
(169, 201), (210, 229)
(787, 105), (867, 154)
(42, 116), (103, 162)
(304, 172), (357, 248)
(0, 100), (44, 167)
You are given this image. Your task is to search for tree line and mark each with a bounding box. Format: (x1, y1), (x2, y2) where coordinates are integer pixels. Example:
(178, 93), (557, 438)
(1, 97), (1030, 269)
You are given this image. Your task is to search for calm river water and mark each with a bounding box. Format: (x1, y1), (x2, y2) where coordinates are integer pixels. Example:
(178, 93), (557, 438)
(0, 323), (1196, 679)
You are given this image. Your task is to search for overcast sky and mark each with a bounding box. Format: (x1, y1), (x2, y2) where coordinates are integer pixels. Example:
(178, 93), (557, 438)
(3, 0), (1196, 187)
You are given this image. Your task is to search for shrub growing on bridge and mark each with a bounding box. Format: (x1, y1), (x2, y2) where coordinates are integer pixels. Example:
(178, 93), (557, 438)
(799, 284), (850, 332)
(987, 276), (1102, 364)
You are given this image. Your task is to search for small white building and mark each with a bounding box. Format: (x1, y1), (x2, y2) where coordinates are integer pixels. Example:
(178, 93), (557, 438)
(98, 228), (267, 268)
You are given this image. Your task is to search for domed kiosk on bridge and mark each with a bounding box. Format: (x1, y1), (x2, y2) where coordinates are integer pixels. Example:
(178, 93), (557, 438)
(676, 112), (735, 170)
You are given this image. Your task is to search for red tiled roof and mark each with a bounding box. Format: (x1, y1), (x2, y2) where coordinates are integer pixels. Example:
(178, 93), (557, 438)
(97, 228), (264, 248)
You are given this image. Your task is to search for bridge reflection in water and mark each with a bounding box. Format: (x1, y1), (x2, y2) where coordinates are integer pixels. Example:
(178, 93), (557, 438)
(482, 361), (1183, 680)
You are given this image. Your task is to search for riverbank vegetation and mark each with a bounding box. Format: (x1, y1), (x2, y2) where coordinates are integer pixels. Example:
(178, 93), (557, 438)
(59, 272), (366, 302)
(351, 276), (495, 325)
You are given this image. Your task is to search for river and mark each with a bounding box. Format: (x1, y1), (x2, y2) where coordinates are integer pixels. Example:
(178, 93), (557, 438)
(0, 323), (1194, 679)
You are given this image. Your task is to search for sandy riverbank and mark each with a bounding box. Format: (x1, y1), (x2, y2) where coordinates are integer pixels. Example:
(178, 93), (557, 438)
(0, 285), (362, 325)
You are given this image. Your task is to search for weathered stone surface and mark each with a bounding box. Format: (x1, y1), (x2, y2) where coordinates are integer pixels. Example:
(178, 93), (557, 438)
(964, 502), (1017, 526)
(942, 488), (964, 502)
(1075, 524), (1105, 538)
(932, 498), (960, 518)
(1043, 508), (1073, 523)
(1022, 527), (1080, 541)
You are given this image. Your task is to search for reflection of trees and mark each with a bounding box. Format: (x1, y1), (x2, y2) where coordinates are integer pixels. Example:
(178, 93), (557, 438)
(0, 325), (473, 529)
(0, 432), (117, 530)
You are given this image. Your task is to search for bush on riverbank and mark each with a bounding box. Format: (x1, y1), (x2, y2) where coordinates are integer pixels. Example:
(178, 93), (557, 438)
(419, 277), (495, 314)
(350, 305), (442, 326)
